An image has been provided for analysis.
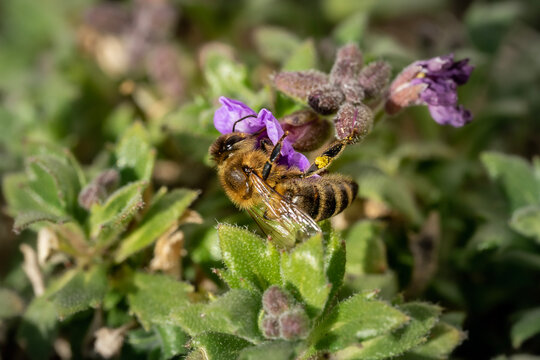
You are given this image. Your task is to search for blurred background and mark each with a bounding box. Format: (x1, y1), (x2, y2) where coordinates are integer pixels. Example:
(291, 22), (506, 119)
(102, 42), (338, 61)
(1, 0), (540, 358)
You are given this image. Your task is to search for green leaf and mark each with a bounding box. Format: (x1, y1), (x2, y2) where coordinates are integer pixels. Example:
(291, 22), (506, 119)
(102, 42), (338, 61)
(510, 205), (540, 242)
(253, 27), (301, 63)
(313, 293), (409, 352)
(170, 289), (262, 343)
(333, 302), (441, 359)
(356, 167), (423, 225)
(282, 39), (318, 71)
(13, 210), (71, 234)
(511, 307), (540, 348)
(155, 324), (190, 359)
(115, 123), (156, 182)
(47, 264), (108, 319)
(0, 288), (25, 319)
(322, 222), (346, 302)
(238, 340), (297, 360)
(128, 272), (193, 330)
(399, 322), (464, 359)
(481, 152), (540, 211)
(218, 225), (281, 292)
(27, 154), (81, 213)
(333, 12), (368, 45)
(281, 234), (330, 318)
(115, 188), (199, 262)
(189, 332), (253, 360)
(345, 272), (399, 301)
(345, 221), (388, 275)
(17, 296), (58, 360)
(89, 180), (146, 247)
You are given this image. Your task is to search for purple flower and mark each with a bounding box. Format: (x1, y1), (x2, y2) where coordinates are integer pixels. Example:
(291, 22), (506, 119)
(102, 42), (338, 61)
(385, 54), (474, 127)
(214, 97), (310, 171)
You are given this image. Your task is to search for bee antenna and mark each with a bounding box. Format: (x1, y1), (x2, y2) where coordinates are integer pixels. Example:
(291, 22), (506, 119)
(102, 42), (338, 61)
(232, 114), (257, 132)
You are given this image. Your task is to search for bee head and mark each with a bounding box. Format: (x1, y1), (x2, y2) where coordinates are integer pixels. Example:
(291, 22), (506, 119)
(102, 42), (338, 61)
(210, 133), (253, 164)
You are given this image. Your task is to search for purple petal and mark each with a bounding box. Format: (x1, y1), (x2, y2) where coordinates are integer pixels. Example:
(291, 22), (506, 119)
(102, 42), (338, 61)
(259, 108), (283, 144)
(428, 105), (473, 127)
(214, 96), (263, 134)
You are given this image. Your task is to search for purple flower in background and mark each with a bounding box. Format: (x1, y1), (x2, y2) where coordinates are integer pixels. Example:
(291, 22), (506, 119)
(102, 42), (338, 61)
(385, 54), (474, 127)
(214, 97), (310, 171)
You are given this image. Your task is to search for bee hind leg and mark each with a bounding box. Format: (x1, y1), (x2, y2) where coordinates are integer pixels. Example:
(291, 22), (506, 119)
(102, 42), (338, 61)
(302, 138), (351, 177)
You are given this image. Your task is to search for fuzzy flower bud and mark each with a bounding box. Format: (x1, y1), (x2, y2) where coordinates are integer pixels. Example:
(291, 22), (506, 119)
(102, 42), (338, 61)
(308, 84), (345, 115)
(334, 102), (373, 143)
(330, 43), (363, 85)
(280, 110), (330, 152)
(95, 169), (120, 192)
(78, 169), (120, 210)
(262, 285), (292, 316)
(273, 70), (328, 102)
(279, 308), (310, 340)
(261, 315), (280, 339)
(358, 61), (391, 99)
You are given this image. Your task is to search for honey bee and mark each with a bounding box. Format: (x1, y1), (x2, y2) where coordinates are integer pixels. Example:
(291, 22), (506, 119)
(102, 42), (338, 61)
(210, 127), (358, 248)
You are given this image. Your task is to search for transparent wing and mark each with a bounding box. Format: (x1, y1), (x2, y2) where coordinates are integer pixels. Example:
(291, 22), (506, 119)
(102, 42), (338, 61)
(247, 172), (321, 249)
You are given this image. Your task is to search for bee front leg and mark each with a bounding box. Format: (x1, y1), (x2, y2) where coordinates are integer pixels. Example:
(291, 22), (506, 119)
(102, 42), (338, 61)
(261, 132), (289, 181)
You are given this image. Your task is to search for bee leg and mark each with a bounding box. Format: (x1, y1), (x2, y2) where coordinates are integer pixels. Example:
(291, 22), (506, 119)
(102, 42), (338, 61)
(302, 139), (349, 177)
(262, 132), (289, 181)
(232, 114), (258, 132)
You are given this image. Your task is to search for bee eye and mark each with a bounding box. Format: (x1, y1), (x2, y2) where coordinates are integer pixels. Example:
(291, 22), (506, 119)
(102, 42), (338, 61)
(223, 135), (243, 152)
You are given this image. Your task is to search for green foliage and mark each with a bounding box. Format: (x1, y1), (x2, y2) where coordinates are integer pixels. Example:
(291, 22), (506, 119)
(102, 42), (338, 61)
(2, 0), (539, 359)
(47, 264), (108, 318)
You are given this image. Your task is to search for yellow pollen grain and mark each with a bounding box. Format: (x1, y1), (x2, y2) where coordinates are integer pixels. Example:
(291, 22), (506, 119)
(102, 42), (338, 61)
(315, 156), (330, 169)
(416, 72), (426, 78)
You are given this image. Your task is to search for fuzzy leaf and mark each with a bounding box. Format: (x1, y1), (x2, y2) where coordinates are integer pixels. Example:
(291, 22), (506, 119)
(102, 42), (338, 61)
(282, 39), (318, 71)
(509, 205), (540, 242)
(170, 289), (262, 343)
(322, 222), (346, 302)
(155, 324), (190, 358)
(26, 154), (81, 213)
(345, 272), (399, 300)
(89, 180), (146, 246)
(115, 188), (199, 262)
(399, 322), (465, 359)
(128, 272), (193, 330)
(238, 340), (297, 360)
(47, 264), (108, 319)
(511, 307), (540, 349)
(0, 288), (25, 319)
(313, 293), (410, 352)
(13, 210), (71, 234)
(333, 302), (441, 359)
(481, 152), (540, 211)
(17, 296), (58, 360)
(189, 332), (253, 360)
(346, 221), (388, 275)
(218, 225), (282, 292)
(115, 123), (156, 182)
(281, 234), (330, 318)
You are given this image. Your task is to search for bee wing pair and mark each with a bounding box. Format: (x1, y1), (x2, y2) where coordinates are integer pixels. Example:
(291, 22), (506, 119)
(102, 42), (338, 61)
(247, 172), (322, 249)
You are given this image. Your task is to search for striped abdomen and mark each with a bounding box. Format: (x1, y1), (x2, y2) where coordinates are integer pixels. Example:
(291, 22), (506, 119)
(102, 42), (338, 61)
(279, 174), (358, 221)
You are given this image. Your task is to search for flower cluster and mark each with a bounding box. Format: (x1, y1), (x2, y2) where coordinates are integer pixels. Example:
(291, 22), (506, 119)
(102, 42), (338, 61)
(385, 54), (474, 127)
(213, 97), (310, 171)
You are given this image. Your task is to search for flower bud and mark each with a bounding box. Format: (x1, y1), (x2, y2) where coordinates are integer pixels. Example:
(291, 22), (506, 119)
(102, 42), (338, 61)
(261, 315), (280, 339)
(358, 61), (391, 99)
(334, 102), (373, 144)
(280, 110), (330, 152)
(279, 308), (310, 340)
(341, 79), (365, 105)
(78, 184), (105, 210)
(95, 169), (120, 192)
(262, 286), (291, 316)
(273, 70), (328, 102)
(308, 84), (344, 115)
(330, 43), (363, 85)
